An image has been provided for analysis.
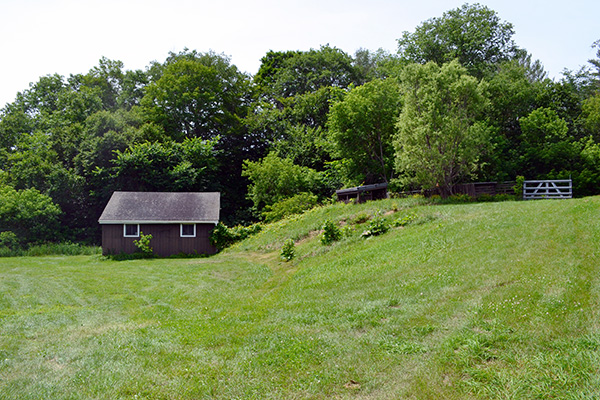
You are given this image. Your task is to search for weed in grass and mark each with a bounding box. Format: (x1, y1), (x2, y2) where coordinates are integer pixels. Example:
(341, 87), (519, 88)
(280, 238), (296, 261)
(361, 212), (390, 238)
(320, 220), (342, 245)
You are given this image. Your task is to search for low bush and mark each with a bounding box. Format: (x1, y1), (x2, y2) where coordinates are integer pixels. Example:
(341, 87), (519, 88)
(361, 212), (390, 238)
(0, 242), (101, 257)
(392, 213), (417, 227)
(280, 238), (296, 261)
(210, 222), (263, 251)
(0, 231), (19, 250)
(262, 192), (318, 223)
(133, 232), (154, 257)
(321, 220), (342, 245)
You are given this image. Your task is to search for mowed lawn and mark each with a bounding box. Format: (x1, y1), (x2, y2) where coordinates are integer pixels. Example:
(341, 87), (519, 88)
(1, 197), (600, 399)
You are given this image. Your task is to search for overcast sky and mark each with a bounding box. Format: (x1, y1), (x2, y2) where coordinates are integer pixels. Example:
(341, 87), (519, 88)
(1, 0), (598, 107)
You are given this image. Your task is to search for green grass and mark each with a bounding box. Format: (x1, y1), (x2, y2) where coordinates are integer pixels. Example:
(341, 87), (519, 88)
(1, 197), (600, 399)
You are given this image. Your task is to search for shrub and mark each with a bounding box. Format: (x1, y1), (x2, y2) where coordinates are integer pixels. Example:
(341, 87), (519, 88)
(392, 213), (417, 227)
(321, 220), (342, 245)
(262, 192), (318, 223)
(0, 231), (19, 250)
(280, 239), (296, 261)
(341, 225), (355, 237)
(494, 193), (516, 202)
(134, 232), (153, 257)
(0, 185), (61, 245)
(448, 193), (472, 203)
(361, 212), (390, 238)
(477, 193), (494, 202)
(210, 222), (263, 251)
(514, 175), (525, 198)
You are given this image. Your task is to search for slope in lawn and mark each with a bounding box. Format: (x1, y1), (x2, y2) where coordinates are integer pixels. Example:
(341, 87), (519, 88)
(1, 197), (599, 399)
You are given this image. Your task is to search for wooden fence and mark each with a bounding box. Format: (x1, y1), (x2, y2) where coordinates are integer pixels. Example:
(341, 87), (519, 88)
(452, 181), (516, 197)
(523, 179), (572, 200)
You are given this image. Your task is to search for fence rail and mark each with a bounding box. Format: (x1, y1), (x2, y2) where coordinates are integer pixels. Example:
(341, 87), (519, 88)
(523, 179), (572, 200)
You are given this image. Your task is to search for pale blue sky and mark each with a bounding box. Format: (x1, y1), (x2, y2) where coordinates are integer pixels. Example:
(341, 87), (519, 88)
(1, 0), (598, 107)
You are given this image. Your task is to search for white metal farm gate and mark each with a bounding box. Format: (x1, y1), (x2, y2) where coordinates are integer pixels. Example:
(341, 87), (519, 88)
(523, 179), (572, 200)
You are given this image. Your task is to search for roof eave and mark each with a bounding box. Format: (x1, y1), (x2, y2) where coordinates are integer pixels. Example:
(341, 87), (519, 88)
(98, 220), (219, 225)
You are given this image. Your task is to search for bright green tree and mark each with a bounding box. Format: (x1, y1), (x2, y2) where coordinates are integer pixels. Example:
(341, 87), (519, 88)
(395, 60), (490, 195)
(242, 152), (324, 213)
(328, 78), (402, 184)
(0, 184), (62, 245)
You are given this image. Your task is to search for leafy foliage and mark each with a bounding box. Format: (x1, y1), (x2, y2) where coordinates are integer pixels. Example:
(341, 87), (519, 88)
(320, 219), (342, 245)
(397, 3), (520, 78)
(210, 222), (263, 251)
(328, 78), (401, 183)
(133, 232), (153, 256)
(108, 137), (219, 192)
(0, 184), (62, 245)
(262, 192), (319, 223)
(280, 238), (296, 261)
(361, 212), (390, 237)
(0, 231), (19, 250)
(242, 153), (326, 213)
(395, 60), (491, 194)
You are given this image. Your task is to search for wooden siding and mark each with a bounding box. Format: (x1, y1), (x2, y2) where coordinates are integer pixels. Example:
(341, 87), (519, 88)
(102, 223), (216, 257)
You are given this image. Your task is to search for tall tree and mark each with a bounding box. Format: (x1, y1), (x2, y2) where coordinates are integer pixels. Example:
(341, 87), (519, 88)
(395, 60), (490, 194)
(328, 78), (402, 184)
(397, 3), (520, 78)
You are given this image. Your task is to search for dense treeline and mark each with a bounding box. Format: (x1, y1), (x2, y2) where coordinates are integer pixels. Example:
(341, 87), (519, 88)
(1, 3), (599, 247)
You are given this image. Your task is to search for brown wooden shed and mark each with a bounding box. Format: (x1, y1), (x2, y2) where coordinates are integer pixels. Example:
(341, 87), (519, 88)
(98, 191), (220, 257)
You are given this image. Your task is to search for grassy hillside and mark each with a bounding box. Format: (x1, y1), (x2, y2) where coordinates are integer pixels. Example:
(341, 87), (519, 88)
(1, 197), (600, 399)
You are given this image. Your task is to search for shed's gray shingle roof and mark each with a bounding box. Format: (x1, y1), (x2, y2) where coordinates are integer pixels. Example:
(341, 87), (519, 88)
(98, 192), (220, 224)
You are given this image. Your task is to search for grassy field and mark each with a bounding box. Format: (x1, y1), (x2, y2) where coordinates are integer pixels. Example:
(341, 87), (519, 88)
(1, 197), (600, 399)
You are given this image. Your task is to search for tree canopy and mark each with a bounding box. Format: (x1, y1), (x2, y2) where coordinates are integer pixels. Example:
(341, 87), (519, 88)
(395, 60), (491, 194)
(397, 3), (521, 78)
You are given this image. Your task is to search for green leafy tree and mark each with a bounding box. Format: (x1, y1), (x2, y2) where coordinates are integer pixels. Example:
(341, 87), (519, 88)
(397, 3), (521, 78)
(142, 51), (252, 141)
(262, 192), (318, 223)
(483, 60), (543, 180)
(108, 137), (220, 192)
(328, 78), (402, 184)
(257, 45), (360, 100)
(242, 152), (325, 214)
(518, 107), (577, 177)
(142, 50), (260, 223)
(352, 48), (404, 83)
(581, 94), (600, 140)
(0, 184), (62, 245)
(395, 60), (491, 195)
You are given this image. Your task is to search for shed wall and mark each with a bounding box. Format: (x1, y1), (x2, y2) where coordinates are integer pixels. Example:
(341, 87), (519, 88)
(102, 224), (216, 256)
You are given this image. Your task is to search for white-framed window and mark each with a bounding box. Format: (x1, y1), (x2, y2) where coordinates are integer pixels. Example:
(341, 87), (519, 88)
(180, 223), (196, 237)
(123, 224), (140, 237)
